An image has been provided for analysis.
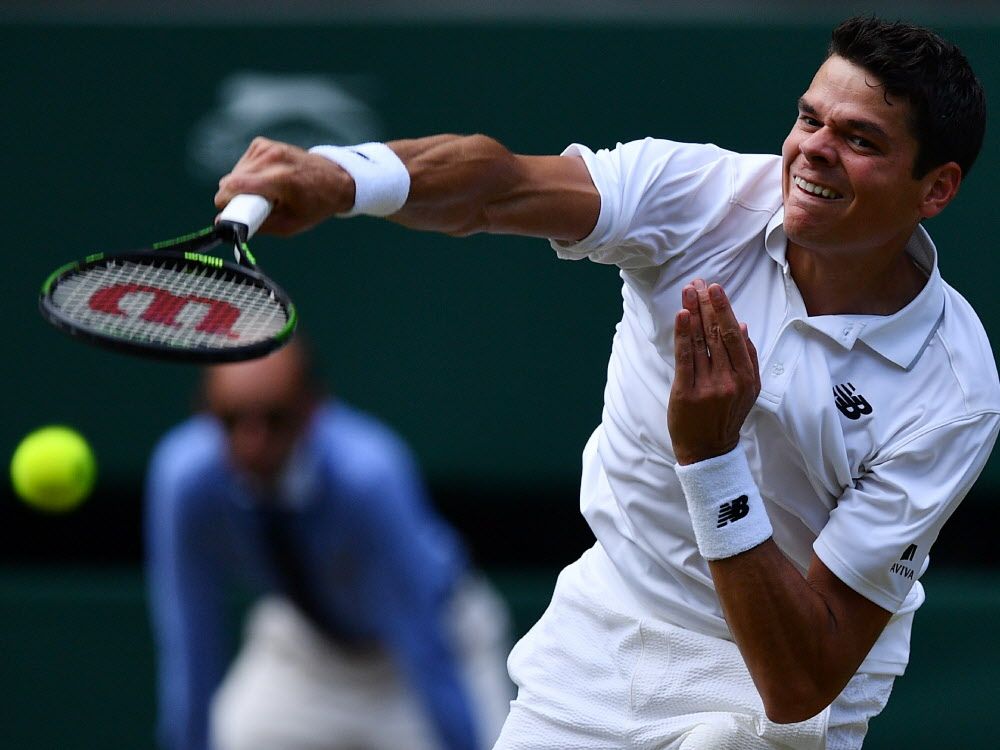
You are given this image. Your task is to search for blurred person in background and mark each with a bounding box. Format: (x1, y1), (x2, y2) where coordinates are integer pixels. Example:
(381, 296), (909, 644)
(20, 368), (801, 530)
(144, 339), (513, 750)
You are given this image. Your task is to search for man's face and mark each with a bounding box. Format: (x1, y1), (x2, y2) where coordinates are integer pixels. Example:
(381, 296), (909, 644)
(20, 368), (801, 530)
(781, 55), (934, 257)
(203, 346), (316, 485)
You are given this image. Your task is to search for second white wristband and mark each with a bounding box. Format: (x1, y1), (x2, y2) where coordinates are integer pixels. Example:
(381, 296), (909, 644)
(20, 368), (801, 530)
(674, 447), (773, 561)
(309, 142), (410, 217)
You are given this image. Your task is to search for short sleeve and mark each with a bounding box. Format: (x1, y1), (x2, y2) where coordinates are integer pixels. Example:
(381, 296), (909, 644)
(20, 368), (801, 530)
(550, 138), (780, 269)
(814, 412), (1000, 612)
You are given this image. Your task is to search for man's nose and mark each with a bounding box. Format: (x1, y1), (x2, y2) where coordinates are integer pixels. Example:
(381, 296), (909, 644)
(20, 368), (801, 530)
(799, 127), (839, 166)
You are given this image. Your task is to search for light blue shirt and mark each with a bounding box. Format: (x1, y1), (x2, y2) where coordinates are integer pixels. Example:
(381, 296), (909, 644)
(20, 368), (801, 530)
(145, 401), (477, 750)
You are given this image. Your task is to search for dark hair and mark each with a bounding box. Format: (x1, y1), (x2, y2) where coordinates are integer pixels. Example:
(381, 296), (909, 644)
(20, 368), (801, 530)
(829, 16), (986, 178)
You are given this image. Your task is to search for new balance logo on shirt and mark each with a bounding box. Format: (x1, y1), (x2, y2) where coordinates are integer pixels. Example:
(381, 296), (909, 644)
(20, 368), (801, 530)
(833, 382), (873, 420)
(717, 495), (750, 528)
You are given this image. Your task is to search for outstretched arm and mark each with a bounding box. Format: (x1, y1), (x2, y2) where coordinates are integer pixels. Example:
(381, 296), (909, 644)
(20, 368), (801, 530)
(215, 134), (600, 242)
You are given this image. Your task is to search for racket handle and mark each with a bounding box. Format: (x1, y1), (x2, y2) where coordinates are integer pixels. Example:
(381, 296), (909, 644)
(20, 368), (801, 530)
(218, 194), (273, 239)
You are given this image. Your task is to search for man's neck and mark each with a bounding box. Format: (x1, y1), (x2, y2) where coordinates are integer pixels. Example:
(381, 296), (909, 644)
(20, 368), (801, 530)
(787, 240), (928, 317)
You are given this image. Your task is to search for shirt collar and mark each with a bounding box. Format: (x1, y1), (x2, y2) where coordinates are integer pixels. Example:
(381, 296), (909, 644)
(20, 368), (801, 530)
(765, 207), (945, 370)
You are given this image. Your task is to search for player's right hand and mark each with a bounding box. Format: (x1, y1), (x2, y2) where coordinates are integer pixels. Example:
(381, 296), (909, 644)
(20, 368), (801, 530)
(215, 137), (356, 236)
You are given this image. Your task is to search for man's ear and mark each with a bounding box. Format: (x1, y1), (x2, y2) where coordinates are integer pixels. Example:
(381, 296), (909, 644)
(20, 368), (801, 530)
(919, 161), (962, 219)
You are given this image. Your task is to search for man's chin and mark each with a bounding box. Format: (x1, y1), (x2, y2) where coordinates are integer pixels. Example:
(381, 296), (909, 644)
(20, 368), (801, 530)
(783, 208), (832, 248)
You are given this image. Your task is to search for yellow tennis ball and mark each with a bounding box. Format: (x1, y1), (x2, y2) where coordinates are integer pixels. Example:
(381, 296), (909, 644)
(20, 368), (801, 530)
(9, 426), (97, 512)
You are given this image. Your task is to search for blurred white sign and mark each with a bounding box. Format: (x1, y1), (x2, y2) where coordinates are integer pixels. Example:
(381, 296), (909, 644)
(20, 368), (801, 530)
(188, 72), (382, 180)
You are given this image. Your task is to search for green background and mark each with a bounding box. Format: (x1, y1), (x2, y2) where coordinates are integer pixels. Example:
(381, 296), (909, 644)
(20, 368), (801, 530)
(2, 13), (999, 750)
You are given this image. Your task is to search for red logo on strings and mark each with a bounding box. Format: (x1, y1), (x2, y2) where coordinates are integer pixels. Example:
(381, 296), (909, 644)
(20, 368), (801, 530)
(88, 283), (241, 339)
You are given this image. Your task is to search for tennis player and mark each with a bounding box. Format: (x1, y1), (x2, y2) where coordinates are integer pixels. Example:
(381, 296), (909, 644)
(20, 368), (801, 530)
(216, 17), (999, 749)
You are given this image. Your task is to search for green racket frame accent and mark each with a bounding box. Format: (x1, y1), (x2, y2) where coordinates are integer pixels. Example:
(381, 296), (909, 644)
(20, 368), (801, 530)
(38, 224), (297, 363)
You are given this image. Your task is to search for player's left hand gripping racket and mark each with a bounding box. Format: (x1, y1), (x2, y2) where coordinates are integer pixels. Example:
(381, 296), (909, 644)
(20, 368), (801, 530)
(39, 195), (297, 363)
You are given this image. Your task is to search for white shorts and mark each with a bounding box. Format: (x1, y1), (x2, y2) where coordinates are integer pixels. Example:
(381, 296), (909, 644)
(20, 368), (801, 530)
(211, 576), (515, 750)
(494, 544), (893, 750)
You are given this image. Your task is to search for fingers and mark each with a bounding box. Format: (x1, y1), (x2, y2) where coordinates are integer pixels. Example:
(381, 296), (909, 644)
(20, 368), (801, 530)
(688, 279), (730, 371)
(681, 279), (757, 382)
(673, 309), (695, 389)
(706, 282), (754, 375)
(214, 137), (294, 209)
(216, 169), (274, 210)
(742, 323), (761, 392)
(682, 283), (711, 379)
(690, 280), (754, 375)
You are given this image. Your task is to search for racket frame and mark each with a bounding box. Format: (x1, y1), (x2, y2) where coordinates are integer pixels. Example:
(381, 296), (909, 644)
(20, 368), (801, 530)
(39, 225), (297, 363)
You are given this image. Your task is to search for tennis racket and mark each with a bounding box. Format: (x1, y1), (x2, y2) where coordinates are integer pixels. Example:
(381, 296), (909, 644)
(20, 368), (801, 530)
(39, 195), (297, 363)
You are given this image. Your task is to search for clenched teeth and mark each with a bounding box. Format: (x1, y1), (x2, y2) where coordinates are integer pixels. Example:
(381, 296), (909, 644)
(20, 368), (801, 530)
(793, 176), (842, 199)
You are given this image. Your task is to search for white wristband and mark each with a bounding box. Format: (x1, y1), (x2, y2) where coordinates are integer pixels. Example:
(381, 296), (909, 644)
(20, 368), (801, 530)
(674, 447), (773, 561)
(308, 142), (410, 217)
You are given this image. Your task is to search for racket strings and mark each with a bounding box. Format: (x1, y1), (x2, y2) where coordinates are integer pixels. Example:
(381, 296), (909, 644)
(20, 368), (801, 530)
(51, 258), (289, 350)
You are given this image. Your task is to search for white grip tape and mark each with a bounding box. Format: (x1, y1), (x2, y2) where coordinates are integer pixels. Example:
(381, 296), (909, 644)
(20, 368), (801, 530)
(674, 447), (773, 561)
(309, 142), (410, 217)
(218, 194), (272, 239)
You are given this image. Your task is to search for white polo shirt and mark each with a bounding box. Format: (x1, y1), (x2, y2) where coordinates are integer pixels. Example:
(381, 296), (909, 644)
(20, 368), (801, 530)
(553, 137), (1000, 674)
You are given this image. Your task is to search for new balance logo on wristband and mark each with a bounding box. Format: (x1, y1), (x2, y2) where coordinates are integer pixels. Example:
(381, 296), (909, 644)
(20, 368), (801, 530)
(833, 383), (873, 420)
(717, 495), (750, 528)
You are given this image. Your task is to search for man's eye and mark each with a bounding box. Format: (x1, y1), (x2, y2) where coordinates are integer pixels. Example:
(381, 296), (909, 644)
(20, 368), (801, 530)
(848, 136), (876, 150)
(798, 115), (821, 128)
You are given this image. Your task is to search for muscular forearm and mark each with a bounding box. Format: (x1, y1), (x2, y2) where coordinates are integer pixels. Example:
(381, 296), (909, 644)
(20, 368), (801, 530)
(385, 134), (519, 236)
(388, 134), (599, 241)
(709, 540), (890, 723)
